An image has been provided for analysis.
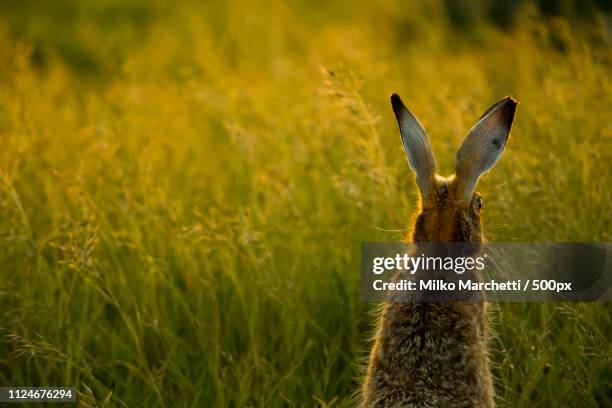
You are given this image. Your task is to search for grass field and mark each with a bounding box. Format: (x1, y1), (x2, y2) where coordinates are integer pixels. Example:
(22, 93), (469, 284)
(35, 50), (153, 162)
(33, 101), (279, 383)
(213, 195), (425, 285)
(0, 1), (611, 406)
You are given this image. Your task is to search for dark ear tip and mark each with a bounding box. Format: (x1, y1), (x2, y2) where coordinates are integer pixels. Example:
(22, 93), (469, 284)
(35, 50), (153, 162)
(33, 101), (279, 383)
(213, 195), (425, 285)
(502, 96), (519, 110)
(390, 93), (404, 114)
(499, 97), (518, 127)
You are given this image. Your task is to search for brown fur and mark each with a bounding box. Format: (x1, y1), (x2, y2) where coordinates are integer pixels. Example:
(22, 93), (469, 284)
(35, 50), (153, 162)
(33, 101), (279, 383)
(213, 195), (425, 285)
(361, 94), (516, 407)
(361, 176), (493, 408)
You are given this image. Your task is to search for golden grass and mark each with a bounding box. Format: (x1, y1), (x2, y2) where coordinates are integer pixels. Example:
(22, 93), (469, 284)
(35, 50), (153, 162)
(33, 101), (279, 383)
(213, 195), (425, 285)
(0, 1), (610, 406)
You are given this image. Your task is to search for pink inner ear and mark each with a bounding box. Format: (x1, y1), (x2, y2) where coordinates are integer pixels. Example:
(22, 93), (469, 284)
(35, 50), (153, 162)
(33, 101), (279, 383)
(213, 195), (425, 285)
(454, 97), (517, 202)
(391, 93), (438, 199)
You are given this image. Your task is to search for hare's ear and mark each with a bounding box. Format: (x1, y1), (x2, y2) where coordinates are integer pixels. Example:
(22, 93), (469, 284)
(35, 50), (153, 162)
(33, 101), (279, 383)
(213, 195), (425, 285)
(455, 96), (517, 202)
(391, 93), (437, 198)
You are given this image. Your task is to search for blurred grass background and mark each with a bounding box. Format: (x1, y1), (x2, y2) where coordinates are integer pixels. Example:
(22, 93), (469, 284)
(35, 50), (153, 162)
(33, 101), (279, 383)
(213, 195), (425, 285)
(0, 0), (611, 406)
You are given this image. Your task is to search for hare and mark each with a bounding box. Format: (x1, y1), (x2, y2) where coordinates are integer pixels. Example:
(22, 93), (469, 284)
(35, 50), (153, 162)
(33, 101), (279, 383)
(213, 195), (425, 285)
(361, 94), (517, 407)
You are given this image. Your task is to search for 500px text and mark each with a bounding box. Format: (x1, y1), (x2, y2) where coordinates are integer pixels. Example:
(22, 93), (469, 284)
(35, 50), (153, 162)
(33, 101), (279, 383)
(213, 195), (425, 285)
(373, 279), (573, 292)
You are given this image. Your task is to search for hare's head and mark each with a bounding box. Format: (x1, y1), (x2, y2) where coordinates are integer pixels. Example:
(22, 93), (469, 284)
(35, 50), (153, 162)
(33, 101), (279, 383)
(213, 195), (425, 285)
(391, 94), (517, 243)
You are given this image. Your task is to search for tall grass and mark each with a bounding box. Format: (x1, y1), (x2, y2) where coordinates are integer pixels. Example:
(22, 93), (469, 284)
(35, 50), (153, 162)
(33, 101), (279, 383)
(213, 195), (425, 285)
(0, 1), (610, 406)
